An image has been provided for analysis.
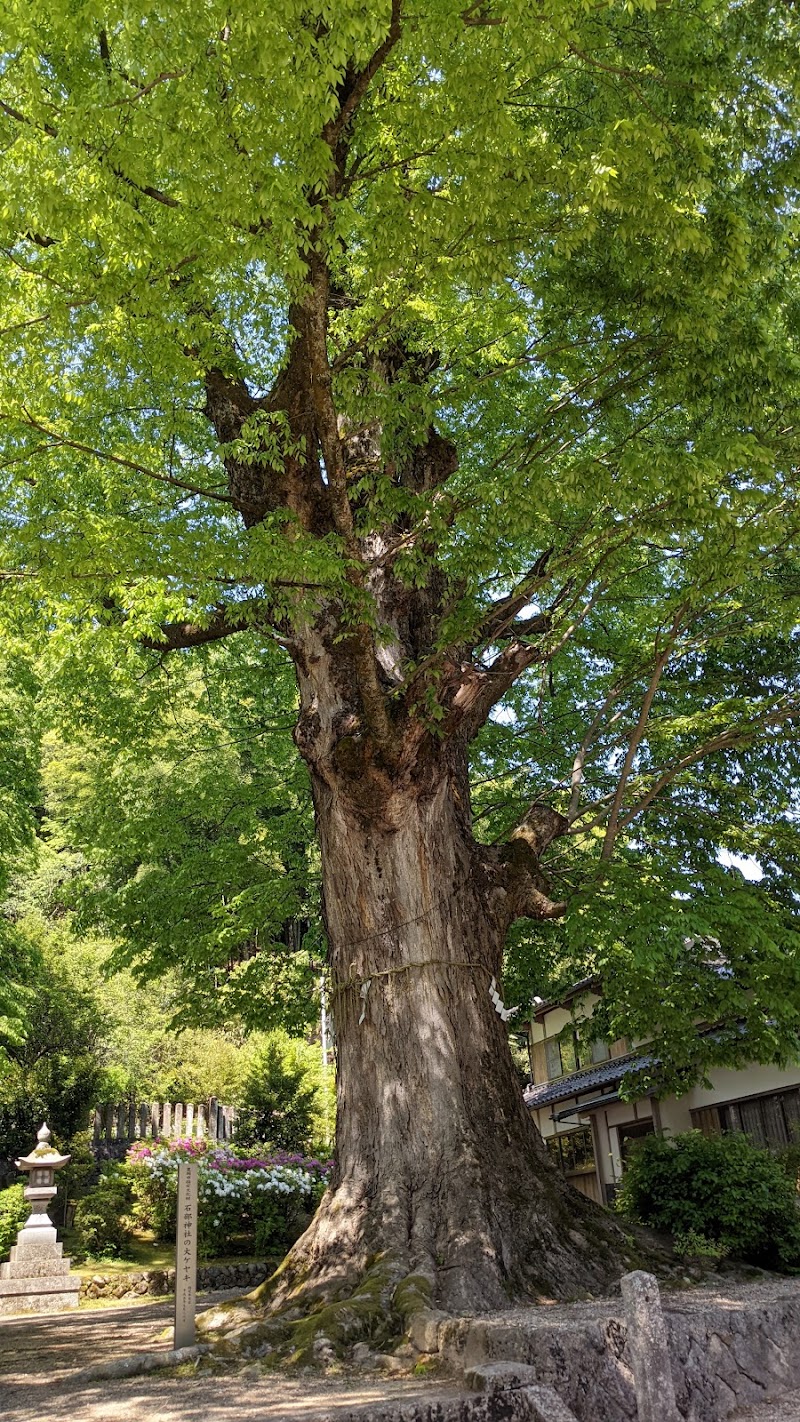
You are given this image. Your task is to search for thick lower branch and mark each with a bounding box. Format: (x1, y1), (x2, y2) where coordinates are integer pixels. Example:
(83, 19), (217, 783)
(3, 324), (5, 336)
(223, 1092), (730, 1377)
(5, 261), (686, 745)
(138, 602), (267, 650)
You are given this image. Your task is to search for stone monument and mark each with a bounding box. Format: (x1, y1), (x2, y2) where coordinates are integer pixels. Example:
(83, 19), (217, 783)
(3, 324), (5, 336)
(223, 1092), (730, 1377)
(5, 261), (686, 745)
(0, 1123), (80, 1314)
(174, 1160), (198, 1348)
(620, 1270), (680, 1422)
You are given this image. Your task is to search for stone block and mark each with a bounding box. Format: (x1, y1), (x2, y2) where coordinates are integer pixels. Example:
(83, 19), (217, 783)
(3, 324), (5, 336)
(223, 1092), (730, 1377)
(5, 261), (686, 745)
(14, 1223), (58, 1250)
(1, 1256), (72, 1278)
(465, 1361), (543, 1393)
(519, 1385), (581, 1422)
(9, 1240), (64, 1262)
(0, 1279), (80, 1314)
(0, 1273), (81, 1297)
(407, 1308), (448, 1354)
(0, 1291), (79, 1316)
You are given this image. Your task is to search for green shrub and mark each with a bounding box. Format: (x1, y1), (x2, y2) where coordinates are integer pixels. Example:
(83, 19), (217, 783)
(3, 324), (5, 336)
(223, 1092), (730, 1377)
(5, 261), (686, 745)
(617, 1130), (800, 1271)
(777, 1138), (800, 1192)
(72, 1167), (135, 1261)
(673, 1228), (729, 1263)
(0, 1183), (28, 1260)
(236, 1033), (319, 1152)
(55, 1129), (96, 1225)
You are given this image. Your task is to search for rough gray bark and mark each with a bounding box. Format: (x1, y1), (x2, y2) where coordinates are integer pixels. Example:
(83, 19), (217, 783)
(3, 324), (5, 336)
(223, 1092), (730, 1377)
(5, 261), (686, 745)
(252, 628), (625, 1314)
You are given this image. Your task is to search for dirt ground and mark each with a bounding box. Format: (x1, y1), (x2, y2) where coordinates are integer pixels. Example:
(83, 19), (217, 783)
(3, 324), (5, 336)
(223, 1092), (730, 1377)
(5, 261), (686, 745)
(731, 1401), (800, 1421)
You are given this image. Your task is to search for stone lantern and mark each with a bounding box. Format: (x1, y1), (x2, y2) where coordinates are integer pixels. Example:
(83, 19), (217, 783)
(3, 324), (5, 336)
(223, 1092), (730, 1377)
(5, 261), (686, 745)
(0, 1123), (80, 1314)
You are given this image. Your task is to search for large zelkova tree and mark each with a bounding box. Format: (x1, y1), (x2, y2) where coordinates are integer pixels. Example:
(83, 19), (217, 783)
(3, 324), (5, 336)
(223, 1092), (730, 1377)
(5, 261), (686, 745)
(1, 0), (800, 1314)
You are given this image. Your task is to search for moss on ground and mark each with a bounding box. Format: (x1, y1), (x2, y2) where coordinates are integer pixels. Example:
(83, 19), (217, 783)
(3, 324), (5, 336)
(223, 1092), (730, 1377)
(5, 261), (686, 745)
(285, 1256), (406, 1365)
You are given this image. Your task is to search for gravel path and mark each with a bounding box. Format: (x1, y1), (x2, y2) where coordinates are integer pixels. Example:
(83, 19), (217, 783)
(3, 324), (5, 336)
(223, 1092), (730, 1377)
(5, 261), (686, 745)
(0, 1294), (461, 1422)
(731, 1398), (800, 1421)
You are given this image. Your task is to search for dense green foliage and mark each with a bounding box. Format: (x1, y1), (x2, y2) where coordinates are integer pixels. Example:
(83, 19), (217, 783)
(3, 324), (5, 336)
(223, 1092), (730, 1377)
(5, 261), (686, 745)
(36, 644), (319, 1035)
(0, 1183), (28, 1261)
(0, 920), (108, 1177)
(71, 1166), (135, 1262)
(617, 1130), (800, 1270)
(236, 1031), (321, 1152)
(0, 655), (42, 1062)
(0, 0), (798, 1108)
(0, 883), (331, 1173)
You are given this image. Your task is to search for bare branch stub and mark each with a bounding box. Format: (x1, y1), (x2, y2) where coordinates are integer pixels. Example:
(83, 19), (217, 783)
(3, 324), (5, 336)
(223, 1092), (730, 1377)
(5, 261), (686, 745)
(510, 804), (570, 856)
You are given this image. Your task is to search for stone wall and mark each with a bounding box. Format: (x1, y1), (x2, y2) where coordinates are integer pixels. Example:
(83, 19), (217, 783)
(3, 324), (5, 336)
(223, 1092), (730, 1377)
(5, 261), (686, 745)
(437, 1279), (800, 1422)
(80, 1259), (271, 1302)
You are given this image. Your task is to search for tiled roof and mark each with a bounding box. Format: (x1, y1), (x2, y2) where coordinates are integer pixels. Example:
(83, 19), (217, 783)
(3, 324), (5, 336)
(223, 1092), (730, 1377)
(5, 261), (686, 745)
(523, 1051), (654, 1110)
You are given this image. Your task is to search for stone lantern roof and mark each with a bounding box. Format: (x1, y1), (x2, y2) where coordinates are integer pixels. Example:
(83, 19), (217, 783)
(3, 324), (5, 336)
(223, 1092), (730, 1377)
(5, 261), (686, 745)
(15, 1122), (71, 1175)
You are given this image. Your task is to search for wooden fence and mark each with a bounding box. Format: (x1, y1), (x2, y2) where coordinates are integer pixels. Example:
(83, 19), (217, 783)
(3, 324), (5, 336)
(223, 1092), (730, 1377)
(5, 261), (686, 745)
(91, 1098), (238, 1148)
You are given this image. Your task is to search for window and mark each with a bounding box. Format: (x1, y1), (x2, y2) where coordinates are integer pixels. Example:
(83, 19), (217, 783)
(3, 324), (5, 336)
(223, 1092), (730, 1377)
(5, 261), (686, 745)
(714, 1088), (800, 1150)
(591, 1039), (610, 1064)
(545, 1038), (563, 1080)
(560, 1035), (578, 1075)
(545, 1127), (596, 1176)
(543, 1031), (581, 1080)
(617, 1120), (655, 1168)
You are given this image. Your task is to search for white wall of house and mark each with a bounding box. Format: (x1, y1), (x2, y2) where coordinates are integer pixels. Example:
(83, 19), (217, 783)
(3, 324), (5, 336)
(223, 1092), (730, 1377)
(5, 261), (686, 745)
(687, 1061), (800, 1110)
(530, 996), (598, 1044)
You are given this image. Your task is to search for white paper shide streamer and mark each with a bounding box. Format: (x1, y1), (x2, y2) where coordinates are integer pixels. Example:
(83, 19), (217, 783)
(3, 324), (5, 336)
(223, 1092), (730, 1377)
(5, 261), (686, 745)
(489, 976), (520, 1023)
(358, 978), (372, 1025)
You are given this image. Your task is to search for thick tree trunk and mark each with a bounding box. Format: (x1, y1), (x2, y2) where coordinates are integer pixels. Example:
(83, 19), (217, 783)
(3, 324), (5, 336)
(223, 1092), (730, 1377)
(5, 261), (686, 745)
(266, 681), (625, 1318)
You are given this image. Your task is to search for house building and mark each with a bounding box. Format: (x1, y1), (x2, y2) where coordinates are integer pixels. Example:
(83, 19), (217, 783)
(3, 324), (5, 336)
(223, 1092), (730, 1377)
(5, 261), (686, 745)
(524, 979), (800, 1206)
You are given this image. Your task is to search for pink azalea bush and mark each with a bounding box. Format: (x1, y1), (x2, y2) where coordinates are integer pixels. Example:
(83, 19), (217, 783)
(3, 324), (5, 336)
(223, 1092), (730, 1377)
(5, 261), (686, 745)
(126, 1138), (331, 1259)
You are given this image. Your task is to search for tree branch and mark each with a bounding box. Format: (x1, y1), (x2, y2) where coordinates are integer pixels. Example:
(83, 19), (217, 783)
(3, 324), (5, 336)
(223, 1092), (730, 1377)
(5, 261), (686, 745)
(615, 699), (800, 835)
(491, 834), (567, 926)
(139, 605), (263, 651)
(461, 2), (505, 25)
(0, 94), (180, 209)
(0, 97), (57, 136)
(425, 568), (610, 747)
(110, 71), (186, 107)
(568, 692), (625, 822)
(322, 0), (403, 146)
(600, 604), (687, 862)
(0, 409), (238, 507)
(509, 803), (570, 856)
(476, 548), (554, 644)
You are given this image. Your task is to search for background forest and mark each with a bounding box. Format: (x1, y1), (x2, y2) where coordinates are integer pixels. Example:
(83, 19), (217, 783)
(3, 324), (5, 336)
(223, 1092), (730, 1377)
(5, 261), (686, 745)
(0, 634), (336, 1176)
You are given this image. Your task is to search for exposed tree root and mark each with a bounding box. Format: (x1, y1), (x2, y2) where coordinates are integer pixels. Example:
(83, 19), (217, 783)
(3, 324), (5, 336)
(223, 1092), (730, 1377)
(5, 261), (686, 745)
(195, 1179), (655, 1369)
(196, 1257), (432, 1366)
